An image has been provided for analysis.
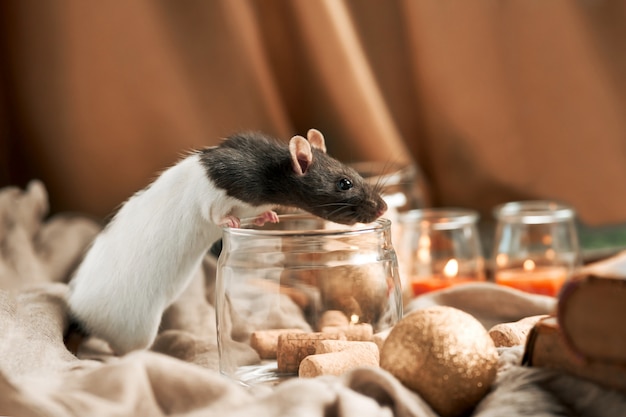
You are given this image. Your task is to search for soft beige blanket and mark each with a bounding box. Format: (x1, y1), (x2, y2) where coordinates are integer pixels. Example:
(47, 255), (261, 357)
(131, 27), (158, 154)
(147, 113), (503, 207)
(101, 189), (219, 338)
(1, 181), (625, 417)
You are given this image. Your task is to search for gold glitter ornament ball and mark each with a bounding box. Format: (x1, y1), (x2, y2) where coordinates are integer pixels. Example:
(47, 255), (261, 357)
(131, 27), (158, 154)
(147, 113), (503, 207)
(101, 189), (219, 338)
(380, 306), (498, 417)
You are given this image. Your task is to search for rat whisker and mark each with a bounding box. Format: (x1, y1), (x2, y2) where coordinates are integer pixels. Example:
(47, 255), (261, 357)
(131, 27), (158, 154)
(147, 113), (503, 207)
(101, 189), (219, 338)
(314, 202), (354, 208)
(325, 203), (356, 219)
(373, 156), (400, 195)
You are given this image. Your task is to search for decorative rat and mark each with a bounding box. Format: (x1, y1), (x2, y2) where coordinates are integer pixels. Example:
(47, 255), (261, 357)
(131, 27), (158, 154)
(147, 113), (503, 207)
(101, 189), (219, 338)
(66, 129), (387, 355)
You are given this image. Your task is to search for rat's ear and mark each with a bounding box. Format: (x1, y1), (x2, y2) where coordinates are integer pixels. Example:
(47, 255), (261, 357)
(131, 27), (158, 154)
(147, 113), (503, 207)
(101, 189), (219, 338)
(307, 129), (327, 153)
(289, 135), (313, 175)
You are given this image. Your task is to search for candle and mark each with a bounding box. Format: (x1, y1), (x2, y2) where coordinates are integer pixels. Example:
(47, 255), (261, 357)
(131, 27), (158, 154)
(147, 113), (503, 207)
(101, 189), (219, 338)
(410, 276), (479, 296)
(494, 262), (568, 297)
(410, 258), (483, 296)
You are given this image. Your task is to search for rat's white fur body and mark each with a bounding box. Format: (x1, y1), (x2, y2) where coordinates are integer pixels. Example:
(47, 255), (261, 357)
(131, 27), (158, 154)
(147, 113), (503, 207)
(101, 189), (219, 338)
(68, 153), (272, 354)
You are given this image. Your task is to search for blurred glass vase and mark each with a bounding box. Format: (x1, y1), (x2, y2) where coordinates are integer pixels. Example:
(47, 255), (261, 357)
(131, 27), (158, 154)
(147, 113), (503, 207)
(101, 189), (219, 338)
(349, 161), (428, 216)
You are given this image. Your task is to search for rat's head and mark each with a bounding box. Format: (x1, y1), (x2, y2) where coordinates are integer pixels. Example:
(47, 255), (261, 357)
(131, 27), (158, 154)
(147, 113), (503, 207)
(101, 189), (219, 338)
(284, 129), (387, 225)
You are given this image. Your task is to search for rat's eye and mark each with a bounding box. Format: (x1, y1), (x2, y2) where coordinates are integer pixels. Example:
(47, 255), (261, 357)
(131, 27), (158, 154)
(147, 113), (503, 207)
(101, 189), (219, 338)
(337, 178), (353, 191)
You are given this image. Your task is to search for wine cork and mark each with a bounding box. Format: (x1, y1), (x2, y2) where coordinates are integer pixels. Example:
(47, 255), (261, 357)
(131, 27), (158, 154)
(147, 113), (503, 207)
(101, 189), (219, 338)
(299, 342), (380, 378)
(320, 323), (373, 341)
(488, 315), (549, 347)
(276, 332), (346, 373)
(250, 328), (306, 359)
(372, 328), (392, 351)
(315, 339), (379, 355)
(317, 310), (350, 330)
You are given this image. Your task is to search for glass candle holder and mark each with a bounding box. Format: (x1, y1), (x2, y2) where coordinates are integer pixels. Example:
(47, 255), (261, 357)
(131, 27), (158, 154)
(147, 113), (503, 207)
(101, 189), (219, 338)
(396, 208), (486, 301)
(215, 214), (402, 386)
(492, 201), (581, 297)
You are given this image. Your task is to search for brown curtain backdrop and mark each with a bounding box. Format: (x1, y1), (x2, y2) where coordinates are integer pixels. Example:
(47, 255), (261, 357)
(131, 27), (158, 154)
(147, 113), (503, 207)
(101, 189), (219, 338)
(1, 0), (626, 226)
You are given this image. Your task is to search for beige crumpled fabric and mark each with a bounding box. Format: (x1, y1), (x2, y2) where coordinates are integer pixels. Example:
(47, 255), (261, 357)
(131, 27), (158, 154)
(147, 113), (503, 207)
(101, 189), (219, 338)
(1, 182), (625, 417)
(0, 180), (101, 288)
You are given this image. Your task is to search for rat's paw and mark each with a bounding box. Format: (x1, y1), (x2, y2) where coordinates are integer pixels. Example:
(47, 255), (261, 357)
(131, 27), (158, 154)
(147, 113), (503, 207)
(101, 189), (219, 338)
(218, 215), (241, 229)
(253, 210), (279, 226)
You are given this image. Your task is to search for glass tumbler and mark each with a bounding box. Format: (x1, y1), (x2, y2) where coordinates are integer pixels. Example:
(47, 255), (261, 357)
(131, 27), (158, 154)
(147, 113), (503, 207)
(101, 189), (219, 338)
(215, 214), (402, 386)
(396, 208), (486, 301)
(492, 201), (581, 297)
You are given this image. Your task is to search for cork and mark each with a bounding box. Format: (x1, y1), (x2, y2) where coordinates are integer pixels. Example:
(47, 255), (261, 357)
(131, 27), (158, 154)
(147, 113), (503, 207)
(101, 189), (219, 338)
(315, 339), (378, 355)
(488, 315), (548, 347)
(276, 332), (347, 373)
(250, 328), (306, 359)
(299, 341), (380, 378)
(320, 323), (373, 341)
(372, 328), (392, 351)
(317, 310), (350, 330)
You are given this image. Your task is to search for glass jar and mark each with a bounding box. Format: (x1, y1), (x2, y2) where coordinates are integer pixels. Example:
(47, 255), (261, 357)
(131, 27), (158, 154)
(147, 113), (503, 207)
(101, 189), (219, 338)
(396, 208), (486, 302)
(215, 214), (402, 386)
(492, 200), (581, 296)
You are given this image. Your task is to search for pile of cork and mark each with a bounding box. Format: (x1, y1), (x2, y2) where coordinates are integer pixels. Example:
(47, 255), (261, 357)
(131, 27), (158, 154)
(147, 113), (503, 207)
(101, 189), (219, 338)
(249, 310), (386, 378)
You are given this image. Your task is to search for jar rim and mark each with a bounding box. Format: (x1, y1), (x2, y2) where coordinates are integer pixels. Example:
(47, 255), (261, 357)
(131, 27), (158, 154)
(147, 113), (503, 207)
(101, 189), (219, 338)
(223, 213), (391, 237)
(398, 208), (479, 230)
(493, 200), (575, 223)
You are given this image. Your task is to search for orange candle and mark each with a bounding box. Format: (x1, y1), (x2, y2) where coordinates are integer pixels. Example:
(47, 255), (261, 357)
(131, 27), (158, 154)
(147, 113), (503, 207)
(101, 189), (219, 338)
(410, 276), (479, 296)
(495, 265), (568, 297)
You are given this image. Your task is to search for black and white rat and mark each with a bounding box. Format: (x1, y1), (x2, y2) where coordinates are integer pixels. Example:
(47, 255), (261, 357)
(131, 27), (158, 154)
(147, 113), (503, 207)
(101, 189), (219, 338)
(66, 129), (387, 355)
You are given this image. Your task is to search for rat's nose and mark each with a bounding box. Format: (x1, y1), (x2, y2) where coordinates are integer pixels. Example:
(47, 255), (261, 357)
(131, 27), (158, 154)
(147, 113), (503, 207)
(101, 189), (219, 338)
(376, 199), (388, 217)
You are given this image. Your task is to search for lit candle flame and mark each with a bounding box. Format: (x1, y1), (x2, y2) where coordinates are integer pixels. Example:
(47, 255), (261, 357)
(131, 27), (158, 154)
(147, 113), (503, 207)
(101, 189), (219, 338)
(443, 259), (459, 278)
(523, 259), (536, 272)
(350, 314), (359, 324)
(495, 253), (509, 267)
